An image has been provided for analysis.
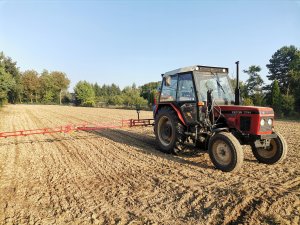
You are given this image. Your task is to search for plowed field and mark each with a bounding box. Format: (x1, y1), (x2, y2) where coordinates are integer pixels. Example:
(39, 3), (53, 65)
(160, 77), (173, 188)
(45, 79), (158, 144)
(0, 105), (299, 224)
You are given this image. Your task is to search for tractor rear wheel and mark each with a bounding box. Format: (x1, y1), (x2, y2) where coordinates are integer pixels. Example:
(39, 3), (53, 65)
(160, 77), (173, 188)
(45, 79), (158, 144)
(251, 131), (287, 164)
(208, 132), (244, 172)
(154, 107), (186, 154)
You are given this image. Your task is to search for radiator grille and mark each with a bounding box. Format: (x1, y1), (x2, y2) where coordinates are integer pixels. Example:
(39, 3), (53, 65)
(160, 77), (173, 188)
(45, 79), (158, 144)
(240, 116), (251, 131)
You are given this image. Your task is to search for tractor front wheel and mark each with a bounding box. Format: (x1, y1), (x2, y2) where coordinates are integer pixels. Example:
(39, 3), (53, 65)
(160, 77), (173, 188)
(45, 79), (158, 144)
(208, 132), (244, 172)
(251, 131), (287, 164)
(154, 107), (185, 154)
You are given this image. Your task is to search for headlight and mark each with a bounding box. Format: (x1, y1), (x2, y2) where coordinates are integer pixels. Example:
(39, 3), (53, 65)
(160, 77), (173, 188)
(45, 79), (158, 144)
(260, 119), (265, 126)
(267, 118), (273, 126)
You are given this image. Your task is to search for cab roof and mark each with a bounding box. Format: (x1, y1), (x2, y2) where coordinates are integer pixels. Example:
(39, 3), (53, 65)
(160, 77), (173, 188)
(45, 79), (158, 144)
(162, 65), (229, 77)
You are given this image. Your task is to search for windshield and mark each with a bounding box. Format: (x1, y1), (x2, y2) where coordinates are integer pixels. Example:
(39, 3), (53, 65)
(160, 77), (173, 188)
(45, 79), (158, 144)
(194, 72), (234, 105)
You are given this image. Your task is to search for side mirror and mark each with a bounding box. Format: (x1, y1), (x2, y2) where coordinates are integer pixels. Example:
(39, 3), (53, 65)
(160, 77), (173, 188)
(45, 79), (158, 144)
(164, 76), (171, 86)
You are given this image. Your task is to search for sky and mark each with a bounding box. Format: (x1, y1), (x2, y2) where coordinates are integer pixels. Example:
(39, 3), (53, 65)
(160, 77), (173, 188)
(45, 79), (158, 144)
(0, 0), (300, 90)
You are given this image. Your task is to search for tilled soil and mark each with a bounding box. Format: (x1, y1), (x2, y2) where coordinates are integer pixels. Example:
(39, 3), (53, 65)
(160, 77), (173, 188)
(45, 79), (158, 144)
(0, 105), (299, 225)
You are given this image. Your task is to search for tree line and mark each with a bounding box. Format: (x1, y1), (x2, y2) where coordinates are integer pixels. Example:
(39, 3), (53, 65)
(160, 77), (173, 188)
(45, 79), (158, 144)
(234, 45), (300, 117)
(0, 51), (159, 108)
(0, 45), (299, 117)
(73, 81), (159, 108)
(0, 52), (70, 106)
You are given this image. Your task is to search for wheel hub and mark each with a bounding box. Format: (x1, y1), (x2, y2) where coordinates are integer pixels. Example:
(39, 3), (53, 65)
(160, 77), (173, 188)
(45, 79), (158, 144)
(161, 124), (172, 140)
(257, 139), (277, 158)
(212, 140), (232, 165)
(158, 116), (173, 146)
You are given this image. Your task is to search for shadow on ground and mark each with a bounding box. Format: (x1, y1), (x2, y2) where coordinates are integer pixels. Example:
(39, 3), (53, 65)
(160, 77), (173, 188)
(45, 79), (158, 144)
(93, 128), (214, 170)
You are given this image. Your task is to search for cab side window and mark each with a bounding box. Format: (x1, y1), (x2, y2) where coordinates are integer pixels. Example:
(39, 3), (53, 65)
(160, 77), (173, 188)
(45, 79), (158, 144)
(160, 75), (178, 102)
(177, 73), (195, 101)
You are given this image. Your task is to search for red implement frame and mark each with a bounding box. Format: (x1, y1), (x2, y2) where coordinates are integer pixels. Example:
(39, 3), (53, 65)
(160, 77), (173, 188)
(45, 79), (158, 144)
(122, 119), (154, 127)
(0, 119), (154, 139)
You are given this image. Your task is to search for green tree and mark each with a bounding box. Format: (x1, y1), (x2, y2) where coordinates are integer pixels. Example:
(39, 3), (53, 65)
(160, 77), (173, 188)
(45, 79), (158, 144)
(109, 83), (121, 96)
(243, 65), (264, 106)
(101, 84), (109, 96)
(149, 89), (158, 105)
(74, 81), (95, 106)
(140, 81), (161, 105)
(93, 83), (122, 106)
(243, 97), (254, 106)
(132, 82), (137, 90)
(281, 94), (295, 116)
(266, 45), (299, 95)
(10, 75), (23, 103)
(122, 86), (147, 107)
(39, 70), (55, 103)
(243, 66), (264, 95)
(21, 70), (40, 103)
(107, 95), (124, 105)
(61, 91), (72, 104)
(229, 78), (248, 99)
(0, 66), (15, 106)
(271, 80), (282, 116)
(252, 92), (265, 106)
(0, 52), (22, 103)
(39, 70), (70, 104)
(93, 83), (102, 96)
(289, 50), (300, 112)
(50, 71), (70, 104)
(0, 52), (19, 77)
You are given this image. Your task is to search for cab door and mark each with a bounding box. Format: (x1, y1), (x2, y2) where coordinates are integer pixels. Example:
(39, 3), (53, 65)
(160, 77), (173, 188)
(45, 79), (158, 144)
(176, 73), (198, 125)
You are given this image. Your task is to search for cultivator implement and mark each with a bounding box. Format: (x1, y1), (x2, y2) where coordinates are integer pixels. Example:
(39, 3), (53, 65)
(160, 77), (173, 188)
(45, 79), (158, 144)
(0, 106), (154, 139)
(122, 119), (154, 127)
(0, 119), (154, 139)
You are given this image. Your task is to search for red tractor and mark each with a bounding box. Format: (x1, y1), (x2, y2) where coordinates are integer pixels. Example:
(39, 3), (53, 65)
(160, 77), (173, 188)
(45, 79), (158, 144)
(153, 62), (287, 172)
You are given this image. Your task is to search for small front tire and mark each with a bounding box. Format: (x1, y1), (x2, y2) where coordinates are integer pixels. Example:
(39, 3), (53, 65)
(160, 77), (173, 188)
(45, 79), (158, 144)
(251, 131), (287, 164)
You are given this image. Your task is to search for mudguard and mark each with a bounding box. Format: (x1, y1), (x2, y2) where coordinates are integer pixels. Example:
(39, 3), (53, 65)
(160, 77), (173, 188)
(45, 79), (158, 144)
(155, 103), (186, 126)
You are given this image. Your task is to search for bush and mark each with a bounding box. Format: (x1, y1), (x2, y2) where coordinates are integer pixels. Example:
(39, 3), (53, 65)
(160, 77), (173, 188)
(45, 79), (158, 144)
(243, 97), (254, 106)
(82, 100), (95, 107)
(252, 92), (265, 106)
(74, 81), (95, 106)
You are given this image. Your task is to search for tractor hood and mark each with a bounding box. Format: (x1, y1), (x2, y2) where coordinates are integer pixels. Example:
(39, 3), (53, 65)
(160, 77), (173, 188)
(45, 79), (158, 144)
(217, 105), (274, 115)
(216, 105), (274, 135)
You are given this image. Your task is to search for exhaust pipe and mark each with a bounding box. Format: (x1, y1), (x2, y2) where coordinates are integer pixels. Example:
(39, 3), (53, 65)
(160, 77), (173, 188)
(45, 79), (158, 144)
(235, 61), (240, 105)
(207, 89), (214, 126)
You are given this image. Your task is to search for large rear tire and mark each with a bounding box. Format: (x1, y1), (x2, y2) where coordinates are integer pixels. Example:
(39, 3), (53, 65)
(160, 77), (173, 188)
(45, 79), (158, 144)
(208, 132), (244, 172)
(154, 107), (186, 154)
(251, 131), (287, 164)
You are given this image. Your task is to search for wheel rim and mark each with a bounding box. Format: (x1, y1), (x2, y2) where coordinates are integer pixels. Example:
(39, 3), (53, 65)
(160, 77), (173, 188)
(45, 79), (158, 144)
(212, 140), (232, 166)
(257, 139), (277, 158)
(158, 116), (173, 146)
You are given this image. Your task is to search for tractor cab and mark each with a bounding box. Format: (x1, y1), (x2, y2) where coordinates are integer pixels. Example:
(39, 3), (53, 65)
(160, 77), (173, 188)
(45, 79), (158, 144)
(154, 64), (287, 172)
(159, 65), (234, 125)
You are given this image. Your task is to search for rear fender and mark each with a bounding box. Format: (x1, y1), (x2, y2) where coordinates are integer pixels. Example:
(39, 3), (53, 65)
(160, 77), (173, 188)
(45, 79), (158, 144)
(155, 103), (186, 126)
